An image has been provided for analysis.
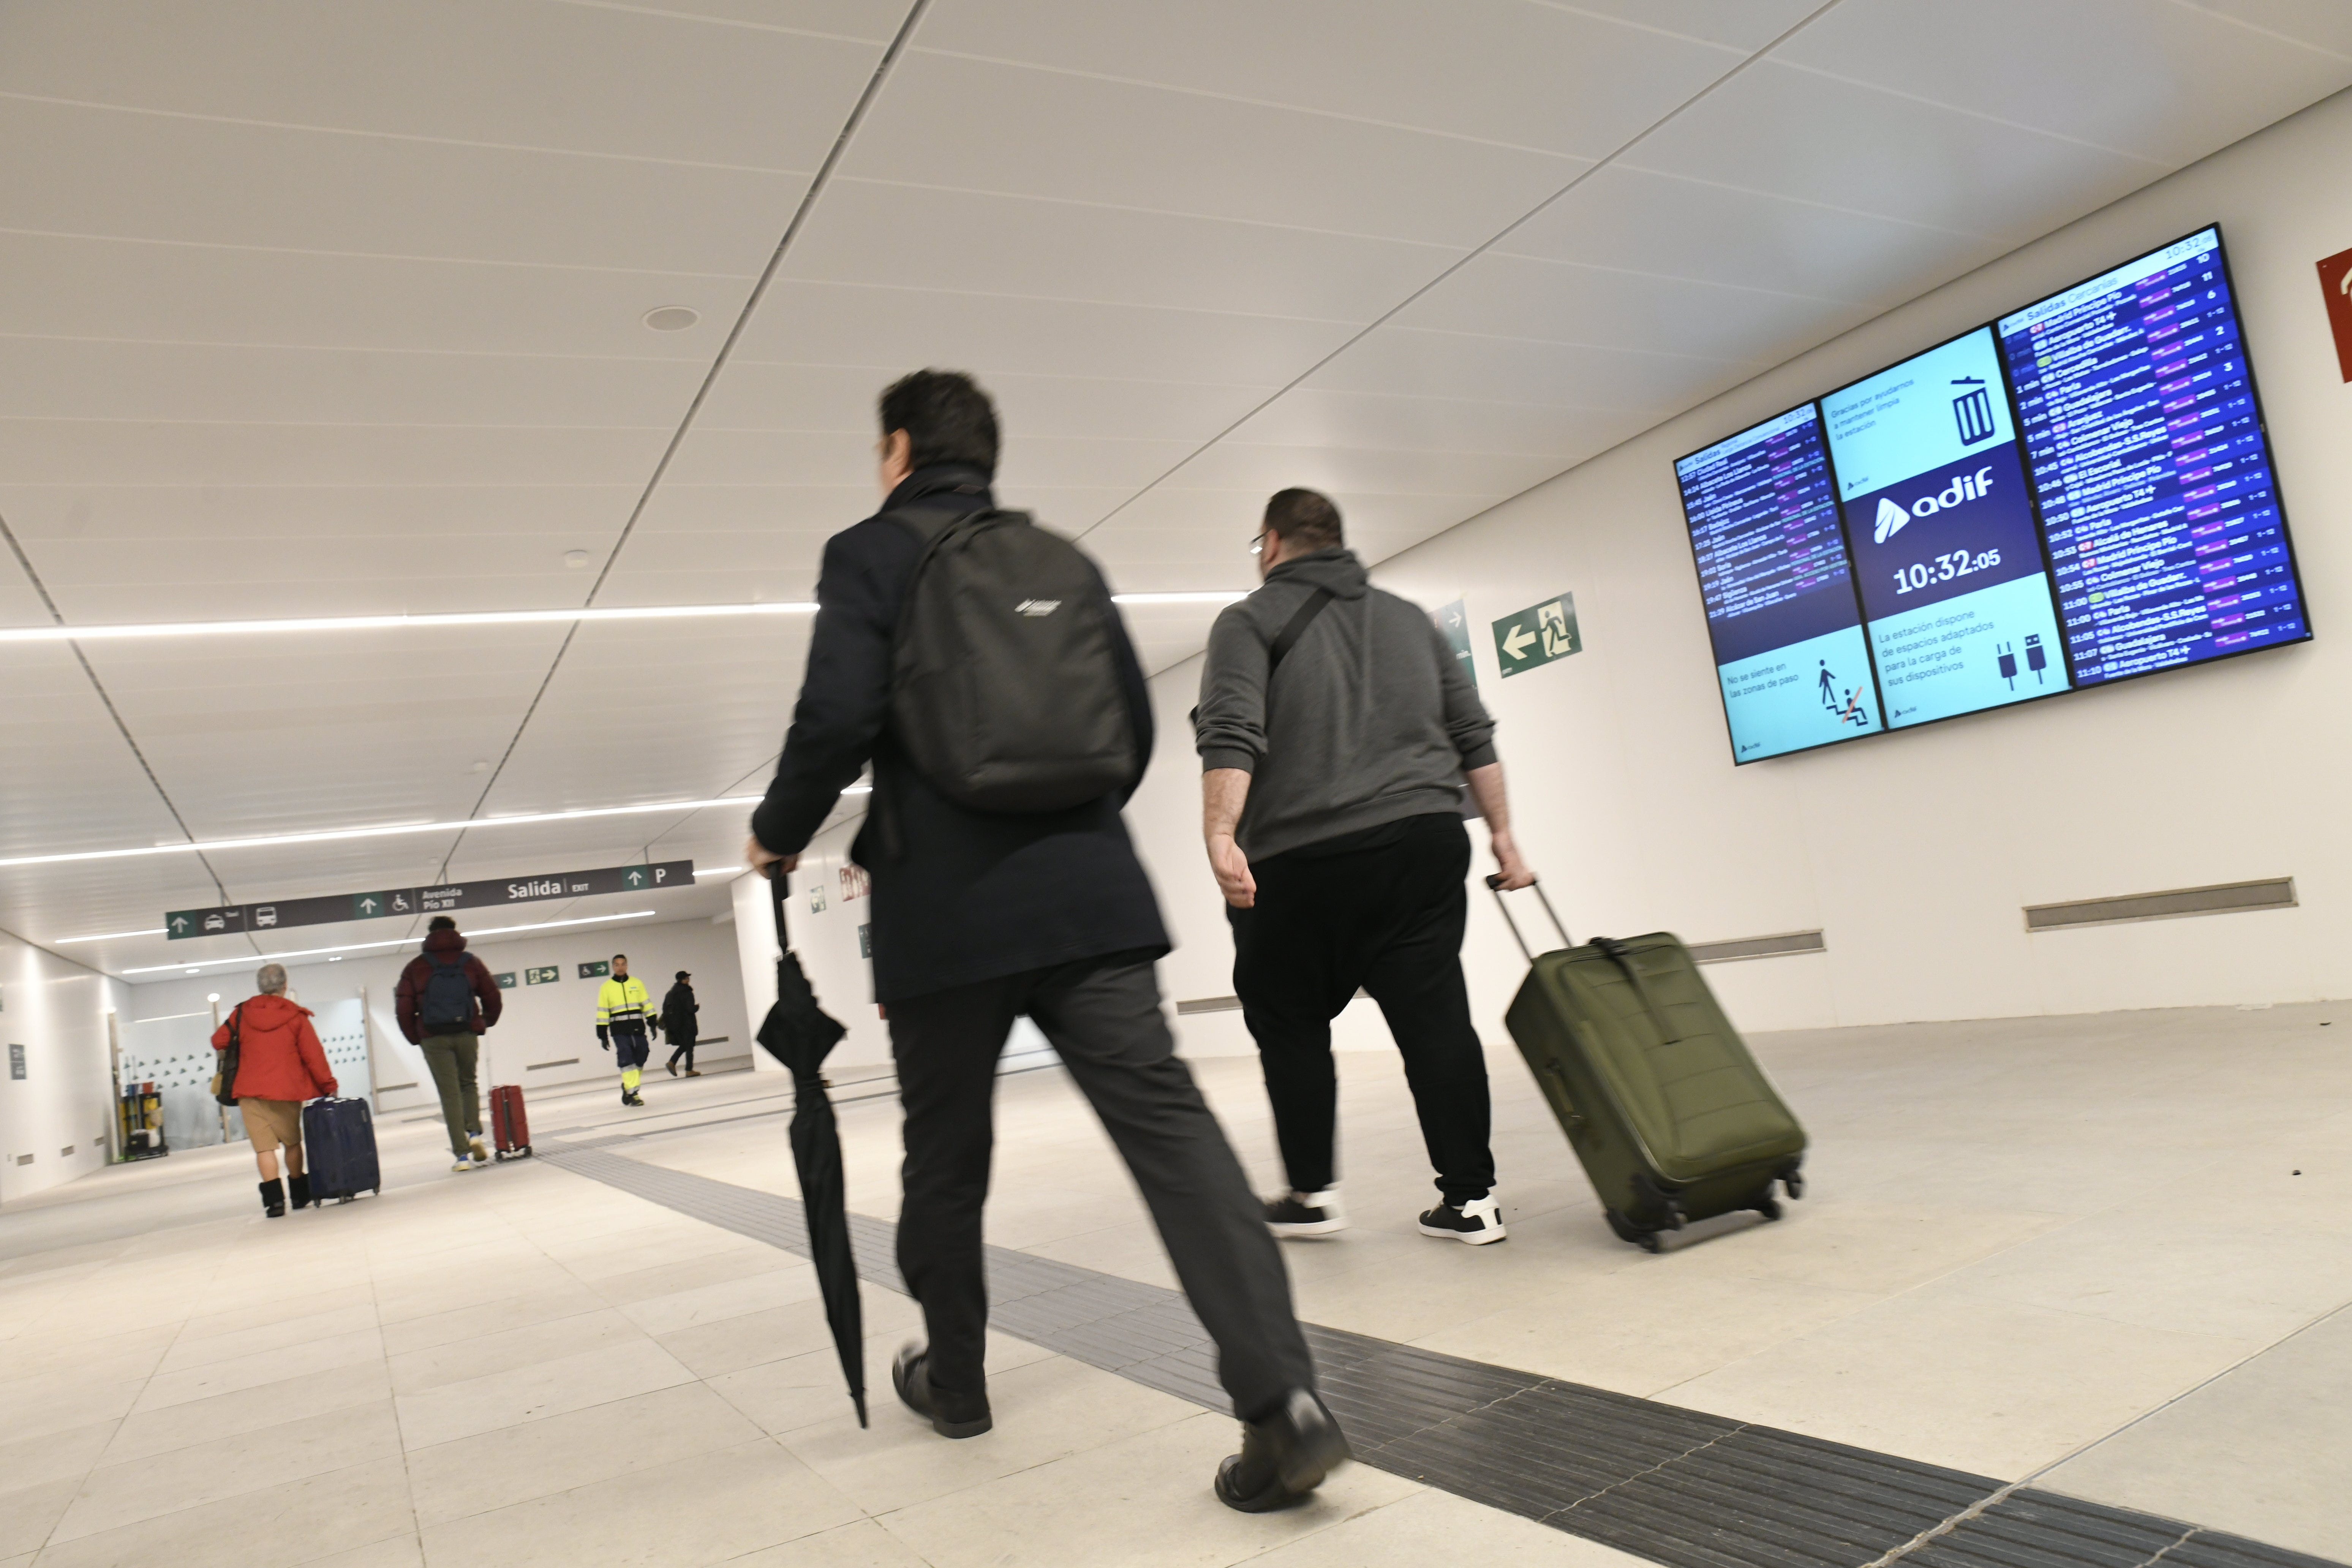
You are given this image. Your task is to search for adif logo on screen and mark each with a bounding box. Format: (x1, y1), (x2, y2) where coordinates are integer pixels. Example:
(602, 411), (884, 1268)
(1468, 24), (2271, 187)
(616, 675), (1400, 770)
(1872, 466), (1997, 544)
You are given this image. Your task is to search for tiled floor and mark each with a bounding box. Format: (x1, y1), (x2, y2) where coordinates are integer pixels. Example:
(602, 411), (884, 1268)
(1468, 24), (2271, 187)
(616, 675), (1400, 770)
(4, 1000), (2348, 1565)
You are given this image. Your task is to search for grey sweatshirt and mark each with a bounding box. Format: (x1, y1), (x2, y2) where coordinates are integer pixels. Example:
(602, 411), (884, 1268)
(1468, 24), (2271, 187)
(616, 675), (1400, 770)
(1195, 548), (1498, 861)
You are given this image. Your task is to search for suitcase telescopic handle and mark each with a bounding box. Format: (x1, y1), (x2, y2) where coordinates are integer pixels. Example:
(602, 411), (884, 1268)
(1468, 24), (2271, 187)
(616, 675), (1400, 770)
(1485, 874), (1571, 962)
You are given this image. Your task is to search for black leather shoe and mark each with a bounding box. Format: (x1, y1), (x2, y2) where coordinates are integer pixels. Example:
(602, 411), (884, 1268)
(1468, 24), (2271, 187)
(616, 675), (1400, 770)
(891, 1342), (992, 1438)
(1215, 1388), (1348, 1512)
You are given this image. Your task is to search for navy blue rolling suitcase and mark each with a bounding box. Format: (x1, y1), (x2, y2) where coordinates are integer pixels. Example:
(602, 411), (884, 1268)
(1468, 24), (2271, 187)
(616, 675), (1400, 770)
(302, 1097), (381, 1203)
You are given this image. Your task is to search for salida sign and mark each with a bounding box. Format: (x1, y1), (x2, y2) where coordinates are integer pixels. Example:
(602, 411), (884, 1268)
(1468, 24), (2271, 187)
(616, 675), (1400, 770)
(167, 860), (692, 940)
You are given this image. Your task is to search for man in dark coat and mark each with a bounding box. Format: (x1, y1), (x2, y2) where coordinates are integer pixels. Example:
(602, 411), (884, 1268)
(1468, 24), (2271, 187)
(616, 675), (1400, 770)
(394, 915), (504, 1171)
(661, 971), (700, 1077)
(745, 370), (1344, 1512)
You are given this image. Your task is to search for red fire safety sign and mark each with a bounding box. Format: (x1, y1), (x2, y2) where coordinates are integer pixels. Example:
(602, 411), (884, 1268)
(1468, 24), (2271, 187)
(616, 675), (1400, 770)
(2319, 244), (2352, 383)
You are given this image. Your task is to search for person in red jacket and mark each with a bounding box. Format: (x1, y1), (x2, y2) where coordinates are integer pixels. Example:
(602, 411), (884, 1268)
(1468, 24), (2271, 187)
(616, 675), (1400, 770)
(394, 915), (504, 1172)
(212, 962), (337, 1218)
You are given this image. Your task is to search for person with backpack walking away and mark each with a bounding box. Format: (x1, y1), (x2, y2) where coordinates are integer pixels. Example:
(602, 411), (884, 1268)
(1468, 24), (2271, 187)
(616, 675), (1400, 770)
(596, 954), (656, 1106)
(394, 915), (503, 1171)
(662, 970), (700, 1076)
(212, 962), (337, 1216)
(743, 370), (1346, 1513)
(1196, 487), (1537, 1247)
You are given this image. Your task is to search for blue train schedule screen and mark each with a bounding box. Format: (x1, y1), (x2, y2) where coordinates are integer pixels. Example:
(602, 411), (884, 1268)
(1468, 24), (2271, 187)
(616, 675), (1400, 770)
(1822, 327), (2069, 729)
(1676, 405), (1881, 761)
(1998, 227), (2307, 684)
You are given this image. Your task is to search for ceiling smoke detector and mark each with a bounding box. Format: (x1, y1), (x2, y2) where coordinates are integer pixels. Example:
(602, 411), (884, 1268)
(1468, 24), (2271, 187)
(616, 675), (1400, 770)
(643, 306), (699, 332)
(563, 550), (590, 569)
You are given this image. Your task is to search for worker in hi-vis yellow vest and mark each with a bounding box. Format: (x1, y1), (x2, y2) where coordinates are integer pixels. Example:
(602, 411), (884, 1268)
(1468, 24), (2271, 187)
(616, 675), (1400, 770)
(595, 954), (658, 1107)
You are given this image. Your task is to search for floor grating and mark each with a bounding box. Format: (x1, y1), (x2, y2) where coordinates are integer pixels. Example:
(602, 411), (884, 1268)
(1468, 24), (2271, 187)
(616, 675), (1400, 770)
(538, 1141), (2343, 1568)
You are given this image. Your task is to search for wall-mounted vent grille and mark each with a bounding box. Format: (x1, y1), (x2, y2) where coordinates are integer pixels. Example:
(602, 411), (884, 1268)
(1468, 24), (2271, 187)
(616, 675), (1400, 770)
(1689, 931), (1826, 965)
(2025, 877), (2296, 932)
(59, 1145), (74, 1158)
(14, 1153), (30, 1165)
(526, 1058), (581, 1071)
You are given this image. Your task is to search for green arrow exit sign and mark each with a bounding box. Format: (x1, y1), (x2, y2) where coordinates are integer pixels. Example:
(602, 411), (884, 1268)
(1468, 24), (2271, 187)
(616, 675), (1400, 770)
(1491, 594), (1580, 677)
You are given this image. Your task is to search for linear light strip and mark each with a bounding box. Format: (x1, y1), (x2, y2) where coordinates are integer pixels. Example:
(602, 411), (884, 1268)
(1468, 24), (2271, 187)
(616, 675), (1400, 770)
(0, 593), (1244, 645)
(0, 795), (769, 871)
(123, 909), (658, 975)
(54, 926), (168, 944)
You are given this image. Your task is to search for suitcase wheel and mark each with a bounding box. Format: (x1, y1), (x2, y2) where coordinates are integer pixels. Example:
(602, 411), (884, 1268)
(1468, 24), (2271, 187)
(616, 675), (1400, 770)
(1664, 1201), (1688, 1231)
(1755, 1194), (1784, 1222)
(1783, 1171), (1805, 1200)
(1637, 1231), (1666, 1255)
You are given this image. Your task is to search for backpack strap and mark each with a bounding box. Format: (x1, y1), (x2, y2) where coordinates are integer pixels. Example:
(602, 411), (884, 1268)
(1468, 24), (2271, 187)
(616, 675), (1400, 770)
(1266, 587), (1334, 675)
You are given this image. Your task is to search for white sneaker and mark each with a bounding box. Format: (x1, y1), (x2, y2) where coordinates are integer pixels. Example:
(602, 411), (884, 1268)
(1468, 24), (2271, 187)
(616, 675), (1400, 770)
(451, 1155), (481, 1173)
(1262, 1189), (1348, 1237)
(1418, 1195), (1507, 1245)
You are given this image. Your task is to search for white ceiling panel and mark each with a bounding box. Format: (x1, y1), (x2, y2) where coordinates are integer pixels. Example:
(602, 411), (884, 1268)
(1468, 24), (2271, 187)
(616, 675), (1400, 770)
(1155, 441), (1570, 504)
(782, 181), (1460, 322)
(843, 50), (1583, 246)
(1303, 325), (1759, 414)
(0, 485), (638, 547)
(1386, 252), (1876, 366)
(0, 96), (809, 276)
(911, 0), (1767, 155)
(2194, 0), (2352, 54)
(0, 0), (891, 165)
(0, 420), (671, 489)
(1620, 61), (2164, 245)
(1776, 0), (2352, 167)
(1216, 388), (1654, 460)
(1492, 164), (1992, 309)
(729, 280), (1359, 383)
(0, 231), (756, 359)
(0, 339), (707, 428)
(698, 360), (1274, 443)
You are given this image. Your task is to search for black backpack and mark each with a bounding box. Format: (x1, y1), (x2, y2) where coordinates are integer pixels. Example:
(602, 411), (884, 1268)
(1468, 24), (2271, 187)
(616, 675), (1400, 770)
(420, 952), (475, 1029)
(889, 508), (1139, 813)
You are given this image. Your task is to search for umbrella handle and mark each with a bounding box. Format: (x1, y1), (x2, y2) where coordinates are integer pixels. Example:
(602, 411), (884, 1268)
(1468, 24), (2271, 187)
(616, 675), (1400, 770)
(768, 860), (790, 949)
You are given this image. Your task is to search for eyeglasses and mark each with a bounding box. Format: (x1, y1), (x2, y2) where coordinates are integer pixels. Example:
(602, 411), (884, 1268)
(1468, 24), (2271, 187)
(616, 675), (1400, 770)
(1249, 531), (1268, 556)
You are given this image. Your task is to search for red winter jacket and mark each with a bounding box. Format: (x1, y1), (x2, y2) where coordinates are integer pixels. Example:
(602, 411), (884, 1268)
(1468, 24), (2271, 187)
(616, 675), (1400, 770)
(394, 927), (504, 1043)
(210, 994), (337, 1102)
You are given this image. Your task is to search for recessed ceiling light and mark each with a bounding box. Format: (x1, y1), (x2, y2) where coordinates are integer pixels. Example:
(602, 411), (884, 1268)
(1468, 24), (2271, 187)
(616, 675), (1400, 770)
(563, 550), (591, 569)
(643, 307), (699, 332)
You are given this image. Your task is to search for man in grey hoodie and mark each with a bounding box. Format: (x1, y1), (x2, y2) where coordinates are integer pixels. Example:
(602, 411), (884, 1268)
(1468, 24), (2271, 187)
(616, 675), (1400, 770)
(1196, 488), (1535, 1245)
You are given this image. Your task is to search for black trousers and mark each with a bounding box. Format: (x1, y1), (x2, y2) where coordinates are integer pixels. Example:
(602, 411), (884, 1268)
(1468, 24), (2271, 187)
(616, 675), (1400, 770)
(666, 1036), (695, 1069)
(888, 951), (1314, 1421)
(1228, 812), (1496, 1204)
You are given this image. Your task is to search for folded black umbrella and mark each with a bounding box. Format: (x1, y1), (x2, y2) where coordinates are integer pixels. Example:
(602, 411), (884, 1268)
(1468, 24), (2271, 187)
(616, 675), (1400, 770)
(755, 866), (862, 1426)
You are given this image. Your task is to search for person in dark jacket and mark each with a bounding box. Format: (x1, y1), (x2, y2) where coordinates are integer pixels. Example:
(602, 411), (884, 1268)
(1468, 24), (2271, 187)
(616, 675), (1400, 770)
(662, 971), (700, 1077)
(212, 963), (337, 1217)
(1197, 488), (1536, 1247)
(745, 369), (1344, 1513)
(394, 915), (504, 1171)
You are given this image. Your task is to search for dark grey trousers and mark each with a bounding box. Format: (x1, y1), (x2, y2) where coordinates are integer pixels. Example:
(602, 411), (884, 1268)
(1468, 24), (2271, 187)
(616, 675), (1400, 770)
(887, 951), (1315, 1423)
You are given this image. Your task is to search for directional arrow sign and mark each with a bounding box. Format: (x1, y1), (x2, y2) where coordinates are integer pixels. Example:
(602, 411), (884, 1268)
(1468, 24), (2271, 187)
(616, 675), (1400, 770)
(165, 860), (693, 939)
(1430, 598), (1478, 688)
(1490, 594), (1581, 678)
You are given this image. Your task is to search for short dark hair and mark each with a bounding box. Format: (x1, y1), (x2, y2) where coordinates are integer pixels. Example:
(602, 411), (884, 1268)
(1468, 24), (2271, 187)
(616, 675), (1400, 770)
(428, 915), (457, 932)
(879, 370), (998, 477)
(1264, 488), (1343, 552)
(612, 953), (627, 963)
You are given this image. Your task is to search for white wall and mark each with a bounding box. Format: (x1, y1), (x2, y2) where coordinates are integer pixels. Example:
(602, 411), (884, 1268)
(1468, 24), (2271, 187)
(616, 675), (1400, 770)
(127, 913), (751, 1116)
(1129, 85), (2352, 1038)
(0, 930), (125, 1201)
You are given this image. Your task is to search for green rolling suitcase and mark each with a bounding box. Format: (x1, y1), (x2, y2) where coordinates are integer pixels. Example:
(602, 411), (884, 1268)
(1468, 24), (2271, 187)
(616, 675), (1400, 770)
(1488, 880), (1806, 1252)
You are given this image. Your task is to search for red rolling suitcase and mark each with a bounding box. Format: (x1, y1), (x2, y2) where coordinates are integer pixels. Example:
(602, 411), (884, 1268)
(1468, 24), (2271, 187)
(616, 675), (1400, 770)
(490, 1084), (531, 1160)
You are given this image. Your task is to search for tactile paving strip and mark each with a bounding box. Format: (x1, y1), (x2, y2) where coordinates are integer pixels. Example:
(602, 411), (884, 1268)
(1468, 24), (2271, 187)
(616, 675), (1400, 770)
(541, 1144), (2343, 1568)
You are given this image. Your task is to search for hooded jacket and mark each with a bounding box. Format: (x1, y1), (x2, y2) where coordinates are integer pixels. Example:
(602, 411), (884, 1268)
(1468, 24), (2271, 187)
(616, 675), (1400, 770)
(394, 928), (504, 1043)
(1194, 546), (1497, 861)
(660, 981), (698, 1040)
(211, 994), (337, 1102)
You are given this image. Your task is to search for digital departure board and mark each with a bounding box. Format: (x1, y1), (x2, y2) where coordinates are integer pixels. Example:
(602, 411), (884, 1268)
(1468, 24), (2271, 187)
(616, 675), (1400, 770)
(1672, 224), (2307, 765)
(1998, 228), (2307, 684)
(1822, 326), (2068, 729)
(1676, 406), (1881, 759)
